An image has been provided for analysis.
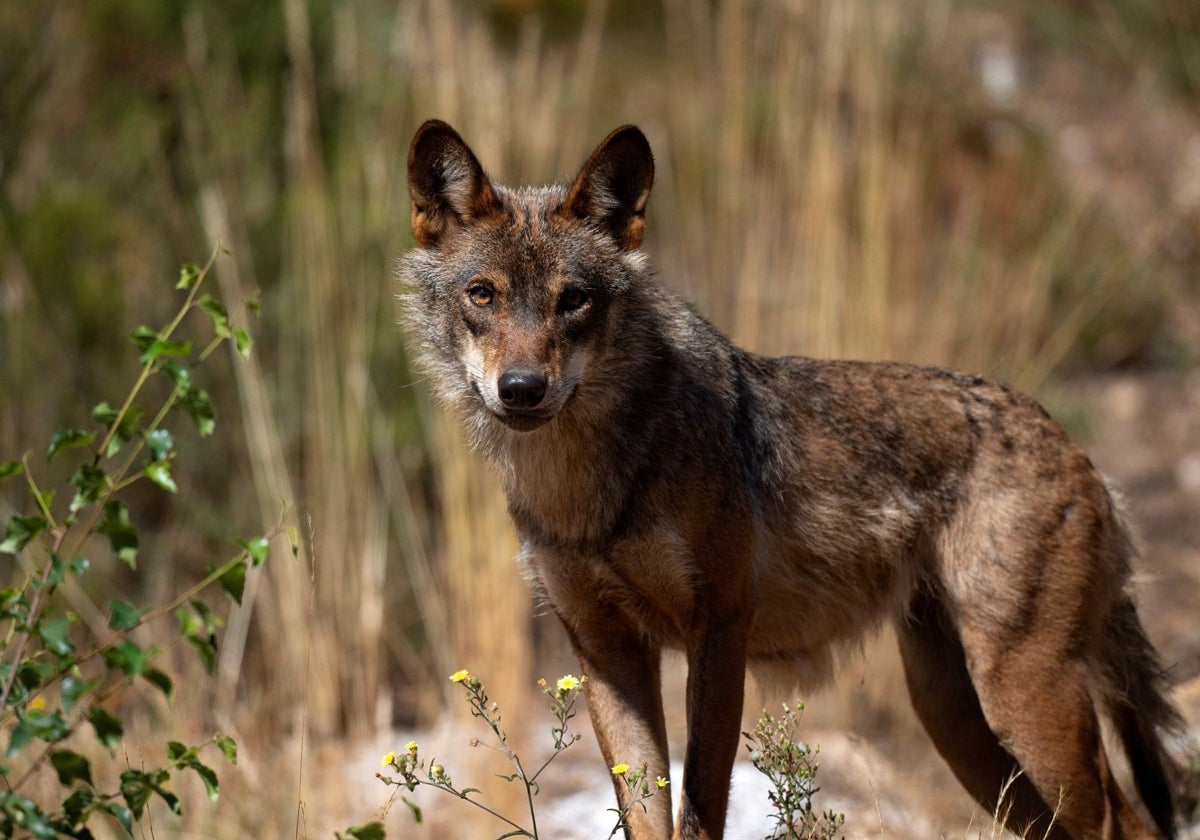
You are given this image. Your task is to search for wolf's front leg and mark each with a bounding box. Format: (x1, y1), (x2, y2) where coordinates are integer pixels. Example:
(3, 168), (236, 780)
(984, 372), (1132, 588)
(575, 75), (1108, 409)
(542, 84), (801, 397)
(564, 618), (672, 840)
(675, 617), (748, 840)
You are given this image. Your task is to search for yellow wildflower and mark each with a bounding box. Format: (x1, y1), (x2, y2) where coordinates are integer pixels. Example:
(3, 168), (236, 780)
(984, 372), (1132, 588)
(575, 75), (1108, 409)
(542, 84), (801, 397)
(449, 669), (470, 683)
(406, 740), (419, 755)
(556, 675), (580, 692)
(656, 776), (669, 789)
(381, 750), (396, 767)
(28, 696), (46, 712)
(611, 763), (630, 775)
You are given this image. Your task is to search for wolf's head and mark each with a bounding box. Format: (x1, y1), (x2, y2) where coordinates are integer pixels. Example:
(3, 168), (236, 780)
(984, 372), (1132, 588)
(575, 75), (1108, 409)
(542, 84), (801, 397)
(400, 120), (655, 442)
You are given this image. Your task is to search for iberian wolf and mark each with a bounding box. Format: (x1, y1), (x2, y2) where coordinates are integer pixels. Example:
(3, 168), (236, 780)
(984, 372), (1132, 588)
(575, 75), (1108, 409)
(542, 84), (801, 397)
(400, 119), (1187, 840)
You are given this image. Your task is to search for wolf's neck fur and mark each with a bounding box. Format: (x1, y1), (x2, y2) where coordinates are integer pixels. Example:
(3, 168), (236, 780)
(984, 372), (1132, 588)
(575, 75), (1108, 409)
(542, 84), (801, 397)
(480, 291), (742, 552)
(479, 292), (681, 549)
(495, 422), (630, 548)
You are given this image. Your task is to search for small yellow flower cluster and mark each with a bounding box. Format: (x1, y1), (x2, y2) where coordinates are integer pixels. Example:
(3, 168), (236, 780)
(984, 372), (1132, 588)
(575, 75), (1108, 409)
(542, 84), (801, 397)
(449, 668), (470, 683)
(610, 762), (630, 775)
(556, 674), (580, 692)
(656, 776), (669, 789)
(382, 741), (419, 768)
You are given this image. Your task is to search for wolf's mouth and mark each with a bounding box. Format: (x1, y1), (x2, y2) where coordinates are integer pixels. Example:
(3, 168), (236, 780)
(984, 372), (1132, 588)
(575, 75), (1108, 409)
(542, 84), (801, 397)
(492, 410), (554, 432)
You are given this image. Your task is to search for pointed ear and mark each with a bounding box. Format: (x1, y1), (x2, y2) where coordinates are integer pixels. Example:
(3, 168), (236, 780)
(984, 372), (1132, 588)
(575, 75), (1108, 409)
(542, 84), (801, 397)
(561, 125), (654, 250)
(407, 119), (502, 247)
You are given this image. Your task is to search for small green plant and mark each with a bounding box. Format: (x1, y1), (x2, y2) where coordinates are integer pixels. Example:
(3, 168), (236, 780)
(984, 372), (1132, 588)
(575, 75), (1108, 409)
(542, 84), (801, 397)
(0, 250), (287, 837)
(376, 669), (667, 839)
(605, 759), (671, 839)
(744, 702), (845, 840)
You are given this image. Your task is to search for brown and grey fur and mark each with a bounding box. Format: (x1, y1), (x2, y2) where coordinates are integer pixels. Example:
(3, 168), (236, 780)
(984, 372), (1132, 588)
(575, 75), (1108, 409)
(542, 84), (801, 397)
(400, 119), (1188, 840)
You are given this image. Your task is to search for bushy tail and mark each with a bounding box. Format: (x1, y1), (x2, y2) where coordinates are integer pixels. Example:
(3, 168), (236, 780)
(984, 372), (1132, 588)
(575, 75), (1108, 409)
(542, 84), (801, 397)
(1103, 595), (1194, 840)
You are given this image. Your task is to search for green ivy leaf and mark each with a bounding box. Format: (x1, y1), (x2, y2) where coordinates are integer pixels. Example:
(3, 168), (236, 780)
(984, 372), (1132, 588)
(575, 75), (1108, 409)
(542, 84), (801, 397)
(403, 797), (423, 824)
(144, 461), (178, 494)
(0, 794), (56, 839)
(167, 741), (192, 763)
(98, 500), (138, 569)
(36, 710), (68, 744)
(119, 769), (150, 817)
(7, 718), (35, 757)
(179, 386), (215, 437)
(150, 771), (180, 814)
(8, 710), (69, 755)
(190, 761), (220, 801)
(16, 660), (51, 690)
(239, 536), (270, 567)
(233, 328), (252, 360)
(93, 402), (144, 459)
(176, 607), (202, 638)
(189, 597), (218, 629)
(216, 560), (246, 604)
(48, 749), (94, 787)
(177, 262), (201, 290)
(215, 734), (237, 765)
(0, 515), (47, 554)
(185, 633), (217, 674)
(103, 640), (147, 676)
(61, 675), (97, 714)
(161, 361), (191, 388)
(89, 707), (123, 751)
(61, 787), (95, 825)
(168, 742), (220, 801)
(0, 460), (24, 480)
(130, 325), (158, 355)
(198, 294), (230, 337)
(108, 598), (139, 630)
(101, 800), (133, 833)
(0, 589), (29, 622)
(68, 463), (107, 512)
(47, 428), (95, 461)
(37, 616), (75, 657)
(41, 554), (91, 587)
(91, 401), (117, 425)
(144, 428), (174, 461)
(140, 338), (192, 366)
(344, 823), (386, 840)
(143, 668), (174, 701)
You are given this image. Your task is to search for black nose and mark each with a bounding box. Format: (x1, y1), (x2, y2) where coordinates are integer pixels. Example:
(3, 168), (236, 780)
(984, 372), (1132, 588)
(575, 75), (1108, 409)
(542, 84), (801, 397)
(497, 370), (547, 410)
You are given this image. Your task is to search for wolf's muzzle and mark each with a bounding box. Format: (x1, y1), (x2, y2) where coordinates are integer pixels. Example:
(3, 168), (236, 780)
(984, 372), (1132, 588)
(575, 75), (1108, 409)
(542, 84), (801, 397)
(497, 369), (547, 410)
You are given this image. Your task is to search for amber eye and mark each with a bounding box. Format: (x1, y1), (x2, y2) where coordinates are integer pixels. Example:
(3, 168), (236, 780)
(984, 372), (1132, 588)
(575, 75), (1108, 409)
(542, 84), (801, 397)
(558, 287), (589, 312)
(467, 285), (494, 307)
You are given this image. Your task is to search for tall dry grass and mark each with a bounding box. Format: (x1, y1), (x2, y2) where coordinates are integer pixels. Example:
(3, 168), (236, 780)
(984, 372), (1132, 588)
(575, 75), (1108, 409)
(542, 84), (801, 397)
(0, 0), (1182, 835)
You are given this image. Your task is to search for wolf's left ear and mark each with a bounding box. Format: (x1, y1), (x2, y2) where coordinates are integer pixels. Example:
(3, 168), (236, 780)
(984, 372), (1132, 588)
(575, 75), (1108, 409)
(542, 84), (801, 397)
(407, 119), (502, 247)
(562, 125), (654, 250)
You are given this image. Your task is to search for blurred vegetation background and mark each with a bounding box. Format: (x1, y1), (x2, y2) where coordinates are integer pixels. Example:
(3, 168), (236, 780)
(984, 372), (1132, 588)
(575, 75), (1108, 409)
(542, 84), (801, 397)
(2, 0), (1198, 835)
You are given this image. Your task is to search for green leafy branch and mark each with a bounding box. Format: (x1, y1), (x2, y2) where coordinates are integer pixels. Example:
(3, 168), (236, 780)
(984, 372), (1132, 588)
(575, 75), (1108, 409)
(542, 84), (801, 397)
(0, 250), (282, 837)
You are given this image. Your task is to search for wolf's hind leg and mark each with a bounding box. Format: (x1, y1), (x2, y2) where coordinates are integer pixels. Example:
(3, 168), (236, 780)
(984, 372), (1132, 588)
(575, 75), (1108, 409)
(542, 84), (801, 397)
(950, 568), (1159, 840)
(896, 585), (1072, 839)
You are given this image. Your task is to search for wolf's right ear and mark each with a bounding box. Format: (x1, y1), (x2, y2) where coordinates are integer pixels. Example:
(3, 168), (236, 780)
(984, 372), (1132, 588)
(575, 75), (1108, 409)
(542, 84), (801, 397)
(562, 125), (654, 250)
(407, 120), (502, 247)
